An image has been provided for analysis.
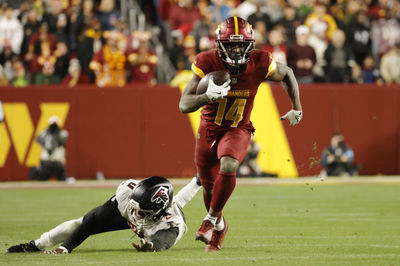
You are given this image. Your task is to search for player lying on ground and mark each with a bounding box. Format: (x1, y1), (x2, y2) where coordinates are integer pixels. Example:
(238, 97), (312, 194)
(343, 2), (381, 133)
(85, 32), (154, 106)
(7, 176), (201, 254)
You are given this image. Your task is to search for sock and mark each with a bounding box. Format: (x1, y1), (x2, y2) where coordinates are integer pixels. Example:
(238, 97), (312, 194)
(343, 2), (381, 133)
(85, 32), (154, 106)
(35, 217), (83, 249)
(210, 172), (236, 212)
(203, 189), (212, 211)
(204, 214), (218, 226)
(215, 217), (225, 231)
(173, 176), (202, 208)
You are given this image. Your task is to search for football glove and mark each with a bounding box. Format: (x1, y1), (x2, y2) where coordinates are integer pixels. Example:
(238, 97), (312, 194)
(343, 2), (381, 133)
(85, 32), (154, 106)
(280, 109), (303, 126)
(205, 76), (231, 101)
(132, 238), (155, 252)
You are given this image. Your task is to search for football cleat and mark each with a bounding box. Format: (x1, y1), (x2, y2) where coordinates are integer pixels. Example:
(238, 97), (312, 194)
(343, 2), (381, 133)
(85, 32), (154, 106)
(43, 247), (68, 254)
(7, 240), (41, 253)
(205, 218), (229, 252)
(195, 219), (215, 244)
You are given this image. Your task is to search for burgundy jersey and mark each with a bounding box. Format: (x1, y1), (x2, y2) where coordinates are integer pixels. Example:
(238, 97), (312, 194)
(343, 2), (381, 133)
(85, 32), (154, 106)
(192, 49), (276, 132)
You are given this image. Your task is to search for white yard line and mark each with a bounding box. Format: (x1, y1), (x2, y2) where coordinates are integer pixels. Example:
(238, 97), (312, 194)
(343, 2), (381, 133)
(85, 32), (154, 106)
(1, 176), (400, 189)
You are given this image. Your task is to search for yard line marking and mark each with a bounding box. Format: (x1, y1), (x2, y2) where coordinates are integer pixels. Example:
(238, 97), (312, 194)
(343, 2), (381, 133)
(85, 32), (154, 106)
(1, 176), (400, 190)
(228, 243), (400, 250)
(228, 235), (365, 239)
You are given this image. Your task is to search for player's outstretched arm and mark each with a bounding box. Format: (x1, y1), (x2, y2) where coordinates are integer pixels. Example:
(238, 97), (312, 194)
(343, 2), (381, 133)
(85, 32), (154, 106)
(132, 227), (179, 252)
(267, 62), (303, 125)
(179, 74), (210, 113)
(174, 176), (202, 209)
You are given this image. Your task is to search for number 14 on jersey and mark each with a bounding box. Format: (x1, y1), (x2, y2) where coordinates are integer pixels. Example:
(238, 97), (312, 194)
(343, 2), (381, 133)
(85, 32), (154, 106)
(214, 98), (247, 127)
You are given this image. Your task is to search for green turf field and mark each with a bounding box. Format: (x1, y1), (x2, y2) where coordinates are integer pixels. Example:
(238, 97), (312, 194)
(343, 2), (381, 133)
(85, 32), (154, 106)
(0, 181), (400, 265)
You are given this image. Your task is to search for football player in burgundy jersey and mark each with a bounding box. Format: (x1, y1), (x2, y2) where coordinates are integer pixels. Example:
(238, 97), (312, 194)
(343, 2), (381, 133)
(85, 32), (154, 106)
(179, 16), (303, 252)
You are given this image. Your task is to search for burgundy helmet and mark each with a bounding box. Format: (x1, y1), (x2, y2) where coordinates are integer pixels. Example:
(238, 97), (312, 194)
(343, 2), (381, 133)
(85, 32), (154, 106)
(216, 16), (255, 67)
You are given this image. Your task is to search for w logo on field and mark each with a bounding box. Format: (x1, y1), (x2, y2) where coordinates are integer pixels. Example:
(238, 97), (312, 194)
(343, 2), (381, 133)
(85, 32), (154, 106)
(151, 187), (169, 206)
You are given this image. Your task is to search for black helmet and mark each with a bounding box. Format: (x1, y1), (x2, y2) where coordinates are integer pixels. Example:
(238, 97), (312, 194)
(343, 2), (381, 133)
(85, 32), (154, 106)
(129, 176), (174, 222)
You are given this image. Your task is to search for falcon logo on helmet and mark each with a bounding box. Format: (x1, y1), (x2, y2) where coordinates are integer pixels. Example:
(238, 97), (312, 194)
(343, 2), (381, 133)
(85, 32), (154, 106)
(216, 16), (255, 67)
(151, 187), (170, 206)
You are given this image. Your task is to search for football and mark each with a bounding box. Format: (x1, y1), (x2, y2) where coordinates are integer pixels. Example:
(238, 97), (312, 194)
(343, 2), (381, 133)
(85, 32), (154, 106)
(196, 71), (230, 95)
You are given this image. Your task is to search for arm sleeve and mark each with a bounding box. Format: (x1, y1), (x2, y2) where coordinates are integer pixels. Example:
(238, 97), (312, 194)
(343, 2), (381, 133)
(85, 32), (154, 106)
(174, 177), (202, 209)
(150, 227), (179, 252)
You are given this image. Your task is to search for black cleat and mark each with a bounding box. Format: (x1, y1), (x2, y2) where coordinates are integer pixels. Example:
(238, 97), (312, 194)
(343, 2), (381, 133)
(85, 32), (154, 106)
(7, 240), (40, 253)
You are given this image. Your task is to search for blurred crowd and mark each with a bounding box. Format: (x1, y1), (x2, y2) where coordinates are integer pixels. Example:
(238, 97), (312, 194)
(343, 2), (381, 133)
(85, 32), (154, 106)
(0, 0), (399, 87)
(0, 0), (158, 87)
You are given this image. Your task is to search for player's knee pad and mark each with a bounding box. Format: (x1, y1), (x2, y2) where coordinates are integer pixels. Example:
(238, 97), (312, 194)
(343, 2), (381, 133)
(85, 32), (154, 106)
(220, 156), (239, 173)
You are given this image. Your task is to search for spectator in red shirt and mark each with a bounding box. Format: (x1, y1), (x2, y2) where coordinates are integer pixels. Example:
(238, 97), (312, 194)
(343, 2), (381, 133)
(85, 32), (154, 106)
(368, 0), (390, 20)
(262, 28), (288, 65)
(62, 58), (90, 87)
(26, 23), (57, 75)
(168, 0), (202, 33)
(287, 25), (316, 83)
(158, 0), (173, 23)
(127, 31), (158, 85)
